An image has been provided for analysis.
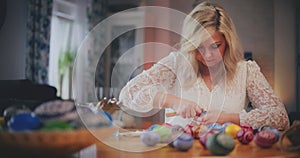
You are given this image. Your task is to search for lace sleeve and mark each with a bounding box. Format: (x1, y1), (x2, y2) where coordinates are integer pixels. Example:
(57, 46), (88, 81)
(119, 53), (177, 112)
(239, 61), (290, 130)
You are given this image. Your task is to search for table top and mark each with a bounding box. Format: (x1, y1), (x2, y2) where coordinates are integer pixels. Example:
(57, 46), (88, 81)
(82, 133), (300, 158)
(1, 128), (299, 158)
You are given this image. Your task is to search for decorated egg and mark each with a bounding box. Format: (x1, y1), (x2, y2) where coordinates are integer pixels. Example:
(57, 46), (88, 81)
(140, 131), (161, 146)
(173, 133), (194, 151)
(152, 125), (172, 143)
(254, 130), (277, 148)
(206, 133), (236, 156)
(8, 113), (40, 132)
(225, 124), (241, 138)
(258, 125), (280, 142)
(168, 125), (185, 147)
(199, 129), (218, 149)
(236, 128), (254, 144)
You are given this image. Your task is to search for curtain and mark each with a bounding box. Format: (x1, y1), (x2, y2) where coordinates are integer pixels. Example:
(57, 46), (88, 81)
(26, 0), (53, 84)
(84, 0), (108, 102)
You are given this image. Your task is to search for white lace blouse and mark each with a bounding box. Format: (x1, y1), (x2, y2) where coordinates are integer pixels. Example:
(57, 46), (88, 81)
(119, 52), (290, 130)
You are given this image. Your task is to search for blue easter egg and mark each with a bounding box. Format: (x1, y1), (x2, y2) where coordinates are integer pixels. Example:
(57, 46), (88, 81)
(140, 131), (161, 146)
(8, 113), (41, 132)
(208, 123), (222, 131)
(173, 133), (194, 151)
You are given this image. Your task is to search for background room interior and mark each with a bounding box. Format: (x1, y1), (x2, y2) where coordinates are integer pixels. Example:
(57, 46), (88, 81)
(0, 0), (299, 126)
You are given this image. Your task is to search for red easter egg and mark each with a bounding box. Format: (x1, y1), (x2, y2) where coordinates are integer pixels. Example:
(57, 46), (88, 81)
(237, 128), (254, 144)
(254, 130), (277, 148)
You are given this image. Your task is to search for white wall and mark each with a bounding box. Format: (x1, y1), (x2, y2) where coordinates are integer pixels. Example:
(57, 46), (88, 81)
(0, 0), (27, 79)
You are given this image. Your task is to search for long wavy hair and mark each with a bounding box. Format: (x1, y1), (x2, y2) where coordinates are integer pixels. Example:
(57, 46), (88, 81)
(180, 1), (243, 82)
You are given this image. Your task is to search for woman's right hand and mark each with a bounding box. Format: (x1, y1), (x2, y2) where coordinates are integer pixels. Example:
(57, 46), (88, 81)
(160, 94), (203, 118)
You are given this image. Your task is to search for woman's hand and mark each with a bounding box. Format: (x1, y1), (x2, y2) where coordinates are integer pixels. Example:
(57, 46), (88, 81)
(159, 93), (203, 118)
(197, 111), (240, 125)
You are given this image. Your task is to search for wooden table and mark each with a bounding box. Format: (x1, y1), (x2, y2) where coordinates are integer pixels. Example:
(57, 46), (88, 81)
(75, 133), (300, 158)
(1, 128), (299, 158)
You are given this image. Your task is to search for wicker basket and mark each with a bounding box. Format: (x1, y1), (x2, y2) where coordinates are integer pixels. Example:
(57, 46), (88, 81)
(0, 128), (101, 156)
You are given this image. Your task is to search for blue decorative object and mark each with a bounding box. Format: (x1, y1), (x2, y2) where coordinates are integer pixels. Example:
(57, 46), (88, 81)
(173, 133), (194, 151)
(140, 131), (161, 146)
(8, 113), (41, 132)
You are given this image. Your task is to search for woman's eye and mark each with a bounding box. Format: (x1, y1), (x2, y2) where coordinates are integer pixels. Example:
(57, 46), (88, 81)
(211, 44), (220, 49)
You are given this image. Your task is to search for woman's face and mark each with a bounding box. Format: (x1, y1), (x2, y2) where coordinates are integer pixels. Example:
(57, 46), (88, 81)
(195, 31), (227, 67)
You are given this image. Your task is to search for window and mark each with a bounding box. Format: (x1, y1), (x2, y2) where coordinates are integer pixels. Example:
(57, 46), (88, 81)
(49, 0), (89, 99)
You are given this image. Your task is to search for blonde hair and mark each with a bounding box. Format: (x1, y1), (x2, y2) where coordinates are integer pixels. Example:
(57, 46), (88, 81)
(180, 2), (243, 81)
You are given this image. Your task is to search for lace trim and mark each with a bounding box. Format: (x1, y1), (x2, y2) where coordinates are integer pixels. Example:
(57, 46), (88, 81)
(239, 61), (290, 130)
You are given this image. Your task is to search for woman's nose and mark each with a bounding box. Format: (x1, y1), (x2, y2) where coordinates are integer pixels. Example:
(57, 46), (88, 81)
(202, 48), (212, 58)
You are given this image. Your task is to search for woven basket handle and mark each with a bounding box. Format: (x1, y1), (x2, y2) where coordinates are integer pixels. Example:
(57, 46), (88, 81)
(279, 120), (300, 152)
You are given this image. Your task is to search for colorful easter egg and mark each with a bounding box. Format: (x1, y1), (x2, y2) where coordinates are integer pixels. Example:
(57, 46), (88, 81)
(8, 113), (40, 132)
(225, 124), (241, 138)
(206, 133), (236, 156)
(152, 126), (172, 143)
(199, 129), (218, 149)
(140, 131), (161, 146)
(236, 128), (254, 144)
(258, 125), (280, 142)
(254, 130), (277, 148)
(168, 125), (185, 147)
(173, 133), (194, 151)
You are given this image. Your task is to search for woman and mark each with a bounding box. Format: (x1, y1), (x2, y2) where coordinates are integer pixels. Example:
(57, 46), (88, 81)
(119, 2), (289, 130)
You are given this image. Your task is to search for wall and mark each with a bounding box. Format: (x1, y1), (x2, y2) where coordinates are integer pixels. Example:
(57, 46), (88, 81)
(274, 0), (297, 112)
(0, 0), (27, 80)
(152, 0), (298, 112)
(0, 0), (298, 112)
